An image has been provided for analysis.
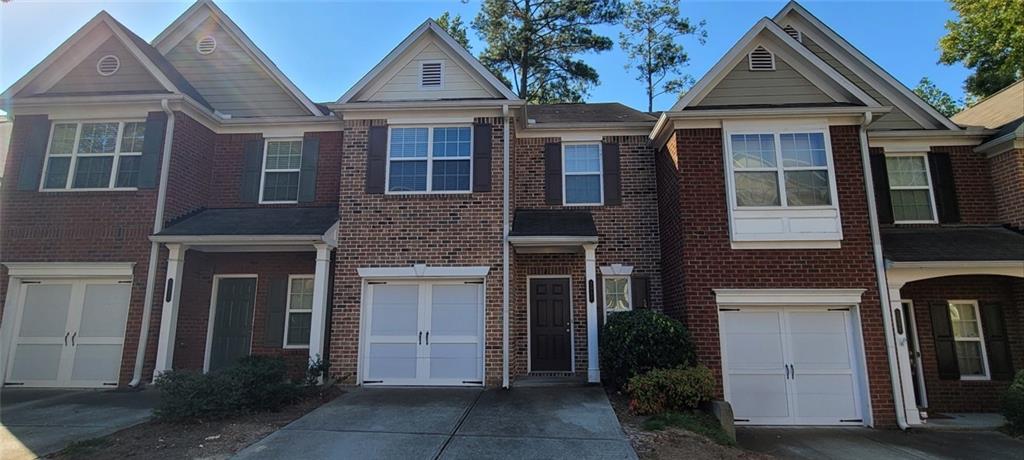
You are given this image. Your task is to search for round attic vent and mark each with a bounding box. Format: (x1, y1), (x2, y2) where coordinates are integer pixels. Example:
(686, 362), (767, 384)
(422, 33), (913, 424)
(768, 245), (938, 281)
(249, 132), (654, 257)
(197, 35), (217, 55)
(96, 55), (120, 76)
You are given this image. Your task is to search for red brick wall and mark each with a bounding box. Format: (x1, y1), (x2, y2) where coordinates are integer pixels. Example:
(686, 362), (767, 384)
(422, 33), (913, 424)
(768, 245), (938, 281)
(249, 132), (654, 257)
(902, 276), (1024, 412)
(164, 113), (216, 221)
(937, 145), (998, 224)
(989, 148), (1024, 229)
(656, 134), (684, 320)
(658, 126), (897, 426)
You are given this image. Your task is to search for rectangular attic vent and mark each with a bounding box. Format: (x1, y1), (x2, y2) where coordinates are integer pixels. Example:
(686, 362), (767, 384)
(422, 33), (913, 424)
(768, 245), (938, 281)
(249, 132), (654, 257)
(420, 62), (443, 88)
(748, 46), (775, 71)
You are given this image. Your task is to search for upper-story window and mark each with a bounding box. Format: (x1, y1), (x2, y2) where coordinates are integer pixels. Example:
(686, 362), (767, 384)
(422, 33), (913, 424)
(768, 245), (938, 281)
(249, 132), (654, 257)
(387, 126), (471, 193)
(729, 131), (832, 207)
(260, 139), (304, 203)
(885, 154), (936, 223)
(41, 121), (145, 191)
(563, 143), (603, 205)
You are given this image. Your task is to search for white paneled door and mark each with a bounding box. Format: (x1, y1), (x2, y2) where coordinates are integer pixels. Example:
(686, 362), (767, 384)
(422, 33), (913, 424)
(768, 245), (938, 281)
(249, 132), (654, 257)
(6, 280), (132, 388)
(362, 281), (484, 386)
(720, 307), (862, 425)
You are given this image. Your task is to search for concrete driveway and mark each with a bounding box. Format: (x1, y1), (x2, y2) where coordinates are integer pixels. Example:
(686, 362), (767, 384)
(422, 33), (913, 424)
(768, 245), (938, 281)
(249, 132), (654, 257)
(235, 386), (636, 459)
(738, 426), (1024, 459)
(0, 388), (158, 460)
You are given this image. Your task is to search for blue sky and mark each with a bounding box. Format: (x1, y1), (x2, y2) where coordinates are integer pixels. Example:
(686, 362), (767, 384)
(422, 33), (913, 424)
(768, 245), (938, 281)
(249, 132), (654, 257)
(0, 0), (969, 112)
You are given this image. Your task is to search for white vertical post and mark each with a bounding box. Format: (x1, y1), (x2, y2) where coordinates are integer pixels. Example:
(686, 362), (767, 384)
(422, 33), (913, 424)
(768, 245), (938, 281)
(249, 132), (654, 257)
(583, 243), (600, 383)
(153, 243), (186, 378)
(887, 281), (922, 425)
(309, 244), (331, 374)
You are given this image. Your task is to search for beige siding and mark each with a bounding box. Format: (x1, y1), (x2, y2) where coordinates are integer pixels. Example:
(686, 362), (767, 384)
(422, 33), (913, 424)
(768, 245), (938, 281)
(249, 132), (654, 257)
(697, 58), (834, 107)
(359, 42), (496, 102)
(164, 17), (308, 117)
(951, 80), (1023, 128)
(44, 37), (165, 95)
(802, 36), (923, 130)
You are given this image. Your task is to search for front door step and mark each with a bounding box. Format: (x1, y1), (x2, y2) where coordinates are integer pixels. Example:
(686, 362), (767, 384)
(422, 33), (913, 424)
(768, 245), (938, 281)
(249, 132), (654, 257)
(514, 373), (586, 388)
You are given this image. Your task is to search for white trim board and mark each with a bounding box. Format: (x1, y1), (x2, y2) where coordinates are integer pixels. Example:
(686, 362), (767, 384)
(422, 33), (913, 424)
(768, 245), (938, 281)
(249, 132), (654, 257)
(357, 265), (490, 279)
(714, 288), (866, 306)
(3, 262), (135, 278)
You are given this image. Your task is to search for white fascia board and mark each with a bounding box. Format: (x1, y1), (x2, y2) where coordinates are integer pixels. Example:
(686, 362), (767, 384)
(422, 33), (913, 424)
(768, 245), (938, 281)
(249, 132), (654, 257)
(714, 288), (866, 306)
(149, 234), (328, 245)
(0, 14), (110, 100)
(508, 236), (600, 246)
(599, 265), (634, 276)
(357, 265), (491, 279)
(518, 125), (654, 140)
(3, 262), (135, 278)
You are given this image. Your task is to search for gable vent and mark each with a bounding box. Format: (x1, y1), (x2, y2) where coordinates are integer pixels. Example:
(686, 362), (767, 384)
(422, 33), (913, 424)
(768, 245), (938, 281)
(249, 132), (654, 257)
(197, 35), (217, 55)
(420, 62), (443, 88)
(96, 55), (120, 76)
(748, 46), (775, 71)
(782, 25), (802, 42)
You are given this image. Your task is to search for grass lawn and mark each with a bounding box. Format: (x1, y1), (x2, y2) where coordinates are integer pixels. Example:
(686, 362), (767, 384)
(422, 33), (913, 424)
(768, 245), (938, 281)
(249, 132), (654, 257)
(642, 411), (736, 446)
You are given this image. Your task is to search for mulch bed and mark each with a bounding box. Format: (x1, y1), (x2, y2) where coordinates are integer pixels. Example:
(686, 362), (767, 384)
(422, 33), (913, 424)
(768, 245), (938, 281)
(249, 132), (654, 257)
(49, 386), (343, 460)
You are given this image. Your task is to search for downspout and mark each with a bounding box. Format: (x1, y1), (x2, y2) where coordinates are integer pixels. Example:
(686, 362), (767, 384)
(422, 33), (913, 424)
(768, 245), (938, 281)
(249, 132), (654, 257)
(858, 111), (910, 430)
(129, 99), (176, 387)
(502, 104), (511, 389)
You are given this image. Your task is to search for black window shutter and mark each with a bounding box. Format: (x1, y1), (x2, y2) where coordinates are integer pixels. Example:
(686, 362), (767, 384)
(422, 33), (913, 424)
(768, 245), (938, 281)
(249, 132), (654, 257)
(928, 152), (961, 223)
(980, 303), (1014, 380)
(631, 275), (650, 310)
(16, 116), (52, 191)
(544, 142), (562, 205)
(137, 112), (168, 189)
(240, 138), (264, 203)
(929, 302), (961, 380)
(298, 134), (320, 202)
(366, 125), (388, 194)
(602, 142), (621, 205)
(870, 154), (893, 225)
(472, 123), (492, 192)
(264, 276), (288, 347)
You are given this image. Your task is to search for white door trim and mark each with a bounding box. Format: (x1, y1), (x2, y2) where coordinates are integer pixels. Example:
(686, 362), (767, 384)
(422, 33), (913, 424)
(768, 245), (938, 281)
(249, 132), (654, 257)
(902, 300), (929, 409)
(203, 274), (258, 373)
(525, 275), (575, 374)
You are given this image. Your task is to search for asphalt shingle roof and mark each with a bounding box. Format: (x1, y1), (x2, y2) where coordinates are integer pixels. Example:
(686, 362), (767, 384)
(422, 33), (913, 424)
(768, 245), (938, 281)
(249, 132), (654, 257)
(527, 103), (656, 124)
(881, 226), (1024, 262)
(158, 207), (338, 237)
(509, 209), (598, 237)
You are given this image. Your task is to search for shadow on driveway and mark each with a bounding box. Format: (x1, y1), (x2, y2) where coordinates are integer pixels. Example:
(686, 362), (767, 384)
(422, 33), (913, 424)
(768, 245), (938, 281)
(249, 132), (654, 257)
(737, 426), (1024, 459)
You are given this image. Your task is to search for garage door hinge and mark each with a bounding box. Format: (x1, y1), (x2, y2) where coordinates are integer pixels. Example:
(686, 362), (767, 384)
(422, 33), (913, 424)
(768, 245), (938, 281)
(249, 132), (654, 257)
(104, 382), (117, 386)
(828, 307), (851, 311)
(733, 418), (750, 422)
(463, 281), (484, 285)
(118, 280), (132, 284)
(719, 308), (741, 312)
(462, 380), (483, 384)
(21, 281), (41, 285)
(840, 419), (862, 423)
(363, 380), (383, 384)
(5, 382), (24, 386)
(367, 281), (387, 285)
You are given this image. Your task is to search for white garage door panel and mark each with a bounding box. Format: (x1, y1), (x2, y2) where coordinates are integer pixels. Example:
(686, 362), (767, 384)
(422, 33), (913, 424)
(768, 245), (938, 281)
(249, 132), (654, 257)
(10, 345), (64, 382)
(19, 285), (73, 338)
(791, 375), (859, 421)
(728, 374), (791, 421)
(367, 343), (418, 380)
(721, 311), (785, 369)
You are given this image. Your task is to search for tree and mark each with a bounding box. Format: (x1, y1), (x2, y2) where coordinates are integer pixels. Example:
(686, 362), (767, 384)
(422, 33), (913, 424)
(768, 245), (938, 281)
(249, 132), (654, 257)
(938, 0), (1024, 98)
(473, 0), (624, 103)
(913, 77), (963, 117)
(619, 0), (705, 112)
(436, 11), (472, 51)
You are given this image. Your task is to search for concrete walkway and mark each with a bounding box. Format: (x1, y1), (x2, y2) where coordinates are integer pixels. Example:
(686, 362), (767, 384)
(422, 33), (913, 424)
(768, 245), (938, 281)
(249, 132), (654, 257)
(737, 426), (1024, 459)
(0, 388), (158, 460)
(234, 386), (636, 459)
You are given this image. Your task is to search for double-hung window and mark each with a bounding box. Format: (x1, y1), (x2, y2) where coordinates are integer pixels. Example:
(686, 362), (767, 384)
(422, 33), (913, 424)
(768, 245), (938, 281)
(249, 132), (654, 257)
(41, 121), (145, 190)
(948, 300), (989, 379)
(261, 139), (303, 203)
(387, 126), (471, 193)
(730, 131), (832, 207)
(603, 276), (631, 318)
(563, 143), (603, 205)
(284, 276), (315, 348)
(886, 155), (936, 223)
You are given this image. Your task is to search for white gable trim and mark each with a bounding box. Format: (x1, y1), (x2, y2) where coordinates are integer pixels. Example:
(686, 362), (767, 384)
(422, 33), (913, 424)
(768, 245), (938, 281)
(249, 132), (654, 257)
(337, 20), (519, 104)
(671, 18), (879, 111)
(715, 288), (866, 306)
(151, 0), (324, 116)
(774, 1), (960, 131)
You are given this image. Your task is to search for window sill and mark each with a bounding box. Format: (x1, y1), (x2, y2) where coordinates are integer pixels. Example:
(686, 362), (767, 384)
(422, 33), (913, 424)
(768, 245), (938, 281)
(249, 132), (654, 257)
(563, 202), (604, 207)
(384, 190), (473, 196)
(893, 220), (939, 225)
(259, 200), (300, 205)
(959, 376), (990, 381)
(40, 187), (139, 193)
(731, 240), (841, 250)
(283, 345), (310, 350)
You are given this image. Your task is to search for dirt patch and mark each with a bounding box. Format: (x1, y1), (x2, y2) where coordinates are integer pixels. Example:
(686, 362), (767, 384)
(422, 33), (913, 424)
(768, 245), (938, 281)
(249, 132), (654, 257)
(49, 386), (343, 460)
(606, 388), (767, 460)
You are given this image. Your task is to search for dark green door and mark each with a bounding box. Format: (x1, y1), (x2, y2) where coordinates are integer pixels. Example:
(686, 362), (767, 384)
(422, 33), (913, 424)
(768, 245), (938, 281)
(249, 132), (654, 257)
(209, 277), (257, 372)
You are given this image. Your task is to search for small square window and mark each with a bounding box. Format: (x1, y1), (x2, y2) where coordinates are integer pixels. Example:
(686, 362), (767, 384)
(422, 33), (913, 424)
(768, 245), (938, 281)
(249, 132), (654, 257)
(603, 276), (631, 318)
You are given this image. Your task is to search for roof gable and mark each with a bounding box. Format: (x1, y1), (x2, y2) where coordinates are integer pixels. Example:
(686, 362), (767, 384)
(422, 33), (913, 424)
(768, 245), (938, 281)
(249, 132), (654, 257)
(338, 20), (519, 104)
(40, 35), (165, 97)
(697, 49), (835, 107)
(951, 80), (1024, 129)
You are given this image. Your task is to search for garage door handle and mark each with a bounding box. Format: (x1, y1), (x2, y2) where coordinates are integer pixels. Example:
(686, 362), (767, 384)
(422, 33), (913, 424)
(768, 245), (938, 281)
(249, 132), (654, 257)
(426, 332), (430, 345)
(419, 331), (422, 345)
(64, 332), (69, 346)
(71, 332), (77, 346)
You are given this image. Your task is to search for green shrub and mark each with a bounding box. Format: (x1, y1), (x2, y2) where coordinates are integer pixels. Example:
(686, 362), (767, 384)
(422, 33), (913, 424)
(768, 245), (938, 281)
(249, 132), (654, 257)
(155, 356), (300, 422)
(627, 366), (715, 416)
(600, 310), (697, 389)
(1003, 370), (1024, 434)
(642, 411), (735, 446)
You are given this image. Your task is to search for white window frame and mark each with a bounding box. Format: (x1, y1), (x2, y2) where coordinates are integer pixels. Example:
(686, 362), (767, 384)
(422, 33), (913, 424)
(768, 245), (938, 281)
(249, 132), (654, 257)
(947, 299), (990, 381)
(39, 120), (145, 192)
(562, 142), (604, 206)
(602, 275), (632, 321)
(258, 138), (304, 204)
(885, 153), (938, 224)
(725, 128), (837, 210)
(418, 60), (444, 90)
(384, 125), (473, 195)
(283, 275), (315, 349)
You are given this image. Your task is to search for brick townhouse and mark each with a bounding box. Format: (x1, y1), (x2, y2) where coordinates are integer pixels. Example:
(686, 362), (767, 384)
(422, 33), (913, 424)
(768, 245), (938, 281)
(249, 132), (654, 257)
(1, 0), (1021, 429)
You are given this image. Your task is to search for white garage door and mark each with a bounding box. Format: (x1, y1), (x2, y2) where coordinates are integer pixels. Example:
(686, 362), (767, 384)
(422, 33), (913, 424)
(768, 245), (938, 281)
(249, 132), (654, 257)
(362, 280), (484, 386)
(5, 280), (132, 388)
(720, 307), (863, 425)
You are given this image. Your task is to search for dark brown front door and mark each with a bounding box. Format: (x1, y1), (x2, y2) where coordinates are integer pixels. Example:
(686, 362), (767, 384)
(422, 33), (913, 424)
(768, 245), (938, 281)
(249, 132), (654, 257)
(530, 278), (572, 372)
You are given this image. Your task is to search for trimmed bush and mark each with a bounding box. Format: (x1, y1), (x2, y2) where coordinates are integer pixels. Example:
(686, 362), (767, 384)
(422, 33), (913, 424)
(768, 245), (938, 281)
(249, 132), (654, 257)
(155, 355), (300, 422)
(1003, 370), (1024, 434)
(627, 366), (715, 415)
(600, 310), (697, 389)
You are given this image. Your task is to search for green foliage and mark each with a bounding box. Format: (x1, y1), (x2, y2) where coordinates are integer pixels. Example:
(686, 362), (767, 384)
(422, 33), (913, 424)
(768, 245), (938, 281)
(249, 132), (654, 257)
(600, 309), (696, 389)
(436, 11), (472, 51)
(913, 77), (964, 117)
(939, 0), (1024, 98)
(1003, 370), (1024, 434)
(154, 356), (300, 422)
(642, 411), (735, 446)
(473, 0), (624, 103)
(619, 0), (706, 112)
(305, 354), (330, 387)
(627, 366), (715, 415)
